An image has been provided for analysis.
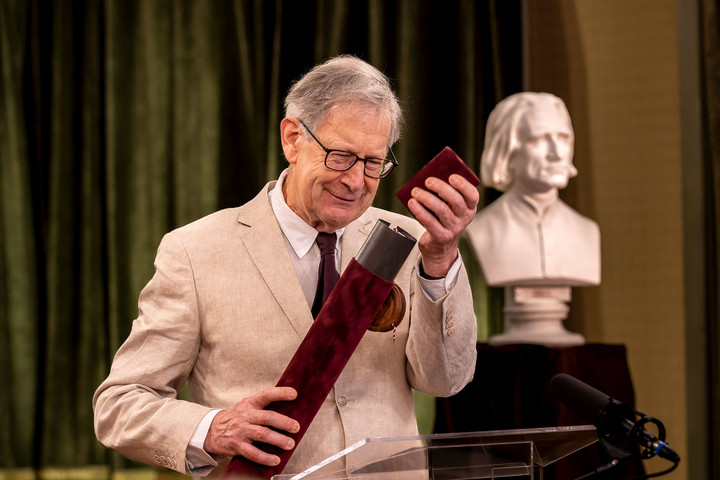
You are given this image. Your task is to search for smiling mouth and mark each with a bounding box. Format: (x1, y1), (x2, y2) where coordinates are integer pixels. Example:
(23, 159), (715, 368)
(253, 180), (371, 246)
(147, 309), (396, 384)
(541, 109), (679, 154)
(331, 194), (358, 203)
(326, 189), (361, 203)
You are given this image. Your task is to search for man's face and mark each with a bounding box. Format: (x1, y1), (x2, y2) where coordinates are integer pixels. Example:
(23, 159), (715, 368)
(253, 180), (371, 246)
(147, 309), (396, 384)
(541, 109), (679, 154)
(283, 102), (390, 232)
(510, 104), (575, 193)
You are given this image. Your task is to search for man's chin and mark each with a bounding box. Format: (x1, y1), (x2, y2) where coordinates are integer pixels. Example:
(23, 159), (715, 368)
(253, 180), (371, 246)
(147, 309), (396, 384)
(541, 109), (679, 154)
(320, 209), (364, 230)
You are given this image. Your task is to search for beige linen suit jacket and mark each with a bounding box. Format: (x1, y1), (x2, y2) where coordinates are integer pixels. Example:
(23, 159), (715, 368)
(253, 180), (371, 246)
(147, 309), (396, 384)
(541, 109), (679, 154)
(93, 181), (477, 478)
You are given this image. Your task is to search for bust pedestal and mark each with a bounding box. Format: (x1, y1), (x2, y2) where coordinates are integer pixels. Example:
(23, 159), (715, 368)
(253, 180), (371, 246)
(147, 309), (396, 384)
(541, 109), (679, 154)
(489, 286), (585, 347)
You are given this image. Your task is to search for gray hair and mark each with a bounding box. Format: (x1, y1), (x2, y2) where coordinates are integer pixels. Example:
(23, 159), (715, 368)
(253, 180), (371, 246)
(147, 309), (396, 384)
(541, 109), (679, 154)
(481, 92), (574, 191)
(284, 55), (403, 147)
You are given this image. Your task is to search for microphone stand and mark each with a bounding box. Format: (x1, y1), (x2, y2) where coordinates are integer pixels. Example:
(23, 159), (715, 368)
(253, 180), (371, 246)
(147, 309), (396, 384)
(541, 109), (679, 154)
(552, 375), (681, 480)
(573, 416), (681, 480)
(573, 440), (635, 479)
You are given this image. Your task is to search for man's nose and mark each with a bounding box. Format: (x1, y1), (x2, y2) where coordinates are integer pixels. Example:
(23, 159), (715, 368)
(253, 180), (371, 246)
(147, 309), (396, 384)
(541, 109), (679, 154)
(341, 160), (367, 189)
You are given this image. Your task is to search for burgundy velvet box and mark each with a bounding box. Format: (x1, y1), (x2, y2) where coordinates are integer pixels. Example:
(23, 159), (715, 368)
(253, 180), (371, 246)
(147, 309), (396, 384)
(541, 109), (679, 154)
(395, 146), (480, 210)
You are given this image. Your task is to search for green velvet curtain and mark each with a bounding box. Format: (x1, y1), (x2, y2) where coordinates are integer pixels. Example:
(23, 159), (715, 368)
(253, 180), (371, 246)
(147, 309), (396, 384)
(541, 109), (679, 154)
(1, 0), (521, 477)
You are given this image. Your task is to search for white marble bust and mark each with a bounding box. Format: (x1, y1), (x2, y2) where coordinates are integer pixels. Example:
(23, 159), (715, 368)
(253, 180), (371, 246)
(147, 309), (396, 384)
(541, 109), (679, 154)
(465, 92), (601, 287)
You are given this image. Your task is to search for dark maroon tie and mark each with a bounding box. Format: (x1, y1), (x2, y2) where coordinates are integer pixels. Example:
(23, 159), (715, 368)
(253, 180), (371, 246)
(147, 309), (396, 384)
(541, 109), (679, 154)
(311, 232), (339, 318)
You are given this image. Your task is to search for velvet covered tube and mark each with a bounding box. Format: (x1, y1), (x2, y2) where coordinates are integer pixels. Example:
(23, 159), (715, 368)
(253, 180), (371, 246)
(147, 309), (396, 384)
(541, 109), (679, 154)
(223, 221), (416, 479)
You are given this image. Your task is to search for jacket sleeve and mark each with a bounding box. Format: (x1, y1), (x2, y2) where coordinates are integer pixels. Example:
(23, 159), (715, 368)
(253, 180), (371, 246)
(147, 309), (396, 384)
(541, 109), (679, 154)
(93, 233), (212, 474)
(404, 254), (478, 398)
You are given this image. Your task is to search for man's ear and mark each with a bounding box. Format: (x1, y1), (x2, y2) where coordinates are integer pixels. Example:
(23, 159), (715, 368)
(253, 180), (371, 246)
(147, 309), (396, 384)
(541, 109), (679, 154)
(280, 117), (302, 164)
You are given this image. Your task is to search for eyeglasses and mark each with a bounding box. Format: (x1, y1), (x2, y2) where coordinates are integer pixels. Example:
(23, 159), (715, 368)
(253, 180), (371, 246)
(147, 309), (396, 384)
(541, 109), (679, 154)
(299, 119), (398, 179)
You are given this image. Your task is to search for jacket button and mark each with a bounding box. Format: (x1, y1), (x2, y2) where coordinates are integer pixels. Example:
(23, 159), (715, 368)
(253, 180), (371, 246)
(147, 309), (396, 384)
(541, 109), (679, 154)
(337, 396), (348, 407)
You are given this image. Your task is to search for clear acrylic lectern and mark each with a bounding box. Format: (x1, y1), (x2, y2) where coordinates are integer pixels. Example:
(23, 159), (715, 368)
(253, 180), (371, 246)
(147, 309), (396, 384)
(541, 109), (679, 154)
(272, 426), (598, 480)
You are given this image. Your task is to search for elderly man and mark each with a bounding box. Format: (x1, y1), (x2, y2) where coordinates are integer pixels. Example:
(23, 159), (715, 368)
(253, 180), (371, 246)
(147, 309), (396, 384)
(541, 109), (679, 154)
(93, 55), (478, 478)
(465, 92), (601, 287)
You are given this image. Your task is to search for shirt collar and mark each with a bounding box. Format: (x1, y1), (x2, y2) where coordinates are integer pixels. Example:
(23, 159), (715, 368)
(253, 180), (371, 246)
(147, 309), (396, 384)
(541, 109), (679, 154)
(269, 169), (344, 259)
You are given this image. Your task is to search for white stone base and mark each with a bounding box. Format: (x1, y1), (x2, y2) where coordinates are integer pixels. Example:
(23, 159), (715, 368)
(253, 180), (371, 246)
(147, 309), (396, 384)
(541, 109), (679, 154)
(488, 286), (586, 347)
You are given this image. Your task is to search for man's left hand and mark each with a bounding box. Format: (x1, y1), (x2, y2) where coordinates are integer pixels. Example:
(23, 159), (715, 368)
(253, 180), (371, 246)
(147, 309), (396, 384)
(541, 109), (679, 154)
(407, 174), (479, 278)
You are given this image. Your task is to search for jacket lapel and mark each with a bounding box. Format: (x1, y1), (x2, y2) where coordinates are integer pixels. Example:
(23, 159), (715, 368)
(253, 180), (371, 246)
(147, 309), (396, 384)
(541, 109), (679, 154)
(237, 186), (385, 338)
(237, 182), (314, 338)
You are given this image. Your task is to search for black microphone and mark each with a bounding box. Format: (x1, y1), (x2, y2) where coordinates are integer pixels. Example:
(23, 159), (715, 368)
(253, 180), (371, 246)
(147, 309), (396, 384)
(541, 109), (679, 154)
(550, 373), (680, 464)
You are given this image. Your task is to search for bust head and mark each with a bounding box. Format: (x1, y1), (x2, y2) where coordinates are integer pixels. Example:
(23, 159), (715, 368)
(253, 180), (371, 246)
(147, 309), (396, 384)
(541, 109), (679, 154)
(481, 92), (578, 193)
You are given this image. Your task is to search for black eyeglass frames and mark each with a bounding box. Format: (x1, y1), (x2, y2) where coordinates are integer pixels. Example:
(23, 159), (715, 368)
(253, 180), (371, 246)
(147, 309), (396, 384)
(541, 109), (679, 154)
(298, 119), (397, 179)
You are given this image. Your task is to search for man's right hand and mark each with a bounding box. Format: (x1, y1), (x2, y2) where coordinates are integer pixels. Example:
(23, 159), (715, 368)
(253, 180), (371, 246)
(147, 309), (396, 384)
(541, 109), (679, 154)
(204, 387), (300, 466)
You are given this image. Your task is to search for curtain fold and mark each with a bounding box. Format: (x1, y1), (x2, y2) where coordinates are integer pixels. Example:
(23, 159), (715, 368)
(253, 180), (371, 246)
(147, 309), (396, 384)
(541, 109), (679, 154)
(1, 0), (39, 469)
(700, 1), (720, 478)
(1, 0), (519, 474)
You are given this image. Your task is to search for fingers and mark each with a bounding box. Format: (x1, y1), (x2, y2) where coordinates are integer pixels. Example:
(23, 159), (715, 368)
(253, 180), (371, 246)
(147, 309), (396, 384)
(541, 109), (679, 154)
(248, 387), (300, 436)
(448, 174), (481, 209)
(245, 403), (300, 436)
(249, 386), (298, 409)
(233, 422), (295, 467)
(408, 175), (479, 278)
(204, 387), (301, 466)
(424, 174), (479, 214)
(408, 175), (478, 237)
(243, 387), (301, 438)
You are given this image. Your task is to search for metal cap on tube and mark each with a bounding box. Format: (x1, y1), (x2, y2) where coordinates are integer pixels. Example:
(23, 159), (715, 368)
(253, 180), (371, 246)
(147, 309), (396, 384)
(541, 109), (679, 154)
(355, 220), (417, 282)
